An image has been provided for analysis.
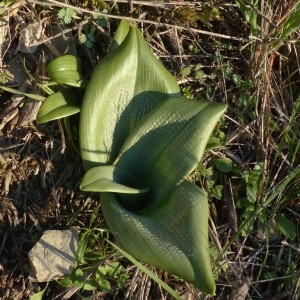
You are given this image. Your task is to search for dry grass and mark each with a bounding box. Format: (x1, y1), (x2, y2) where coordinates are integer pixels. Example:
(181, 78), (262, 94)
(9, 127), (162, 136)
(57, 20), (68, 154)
(0, 0), (299, 299)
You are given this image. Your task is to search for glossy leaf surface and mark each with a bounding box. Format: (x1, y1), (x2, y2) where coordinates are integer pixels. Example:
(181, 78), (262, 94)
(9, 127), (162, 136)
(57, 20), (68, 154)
(47, 55), (83, 87)
(109, 19), (130, 51)
(36, 91), (81, 124)
(79, 20), (227, 295)
(116, 97), (226, 210)
(80, 26), (180, 170)
(101, 180), (215, 295)
(80, 165), (149, 194)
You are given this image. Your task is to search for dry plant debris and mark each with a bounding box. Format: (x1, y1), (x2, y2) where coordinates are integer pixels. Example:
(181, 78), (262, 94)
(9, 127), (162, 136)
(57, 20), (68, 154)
(0, 0), (299, 299)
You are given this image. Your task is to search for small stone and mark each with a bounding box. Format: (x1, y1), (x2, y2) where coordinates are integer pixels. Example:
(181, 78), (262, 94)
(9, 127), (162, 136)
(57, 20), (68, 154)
(28, 228), (79, 282)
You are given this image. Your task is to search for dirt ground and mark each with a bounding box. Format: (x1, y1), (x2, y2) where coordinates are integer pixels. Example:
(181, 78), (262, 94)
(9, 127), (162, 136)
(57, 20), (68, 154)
(1, 1), (300, 299)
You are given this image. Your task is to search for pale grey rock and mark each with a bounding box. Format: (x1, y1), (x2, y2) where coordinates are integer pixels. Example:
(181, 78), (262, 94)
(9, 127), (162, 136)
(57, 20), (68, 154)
(28, 228), (79, 282)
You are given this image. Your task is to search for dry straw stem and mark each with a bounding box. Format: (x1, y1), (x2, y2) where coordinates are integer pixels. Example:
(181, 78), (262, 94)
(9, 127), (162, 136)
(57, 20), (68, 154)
(251, 0), (300, 200)
(35, 0), (246, 41)
(102, 0), (207, 8)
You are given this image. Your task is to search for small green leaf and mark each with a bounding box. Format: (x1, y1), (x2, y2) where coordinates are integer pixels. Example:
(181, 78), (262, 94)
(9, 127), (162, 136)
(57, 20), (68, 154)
(80, 165), (149, 194)
(234, 0), (258, 33)
(275, 214), (297, 240)
(76, 232), (89, 264)
(224, 66), (233, 79)
(181, 67), (191, 76)
(232, 73), (242, 86)
(117, 273), (129, 288)
(0, 85), (45, 101)
(85, 40), (93, 48)
(97, 277), (111, 292)
(205, 137), (222, 151)
(47, 55), (83, 87)
(57, 8), (66, 20)
(57, 7), (77, 24)
(89, 204), (100, 227)
(105, 262), (123, 277)
(214, 50), (221, 63)
(29, 282), (48, 300)
(74, 279), (84, 289)
(29, 290), (45, 300)
(96, 266), (106, 277)
(79, 33), (87, 44)
(83, 279), (98, 291)
(87, 33), (95, 42)
(36, 90), (82, 124)
(212, 185), (223, 200)
(59, 277), (73, 288)
(74, 268), (84, 278)
(195, 63), (202, 71)
(214, 158), (232, 173)
(97, 17), (108, 28)
(196, 70), (205, 79)
(244, 162), (264, 203)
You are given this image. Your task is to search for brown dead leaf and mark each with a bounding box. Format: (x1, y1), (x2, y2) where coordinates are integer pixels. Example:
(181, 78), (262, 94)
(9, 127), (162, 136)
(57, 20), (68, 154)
(229, 277), (251, 300)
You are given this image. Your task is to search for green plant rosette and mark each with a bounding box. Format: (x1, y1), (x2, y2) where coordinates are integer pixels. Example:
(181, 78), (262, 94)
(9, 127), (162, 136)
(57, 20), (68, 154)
(79, 20), (227, 295)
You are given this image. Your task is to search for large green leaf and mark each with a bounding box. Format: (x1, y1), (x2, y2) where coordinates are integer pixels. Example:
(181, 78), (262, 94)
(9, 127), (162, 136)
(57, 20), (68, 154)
(80, 27), (180, 170)
(101, 180), (216, 295)
(107, 240), (181, 300)
(115, 98), (227, 210)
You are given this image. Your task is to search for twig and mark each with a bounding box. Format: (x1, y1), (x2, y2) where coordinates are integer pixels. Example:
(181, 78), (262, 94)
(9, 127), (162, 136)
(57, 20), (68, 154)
(57, 119), (66, 154)
(243, 0), (279, 29)
(103, 0), (198, 8)
(0, 231), (8, 256)
(27, 207), (43, 232)
(34, 0), (246, 41)
(31, 19), (91, 46)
